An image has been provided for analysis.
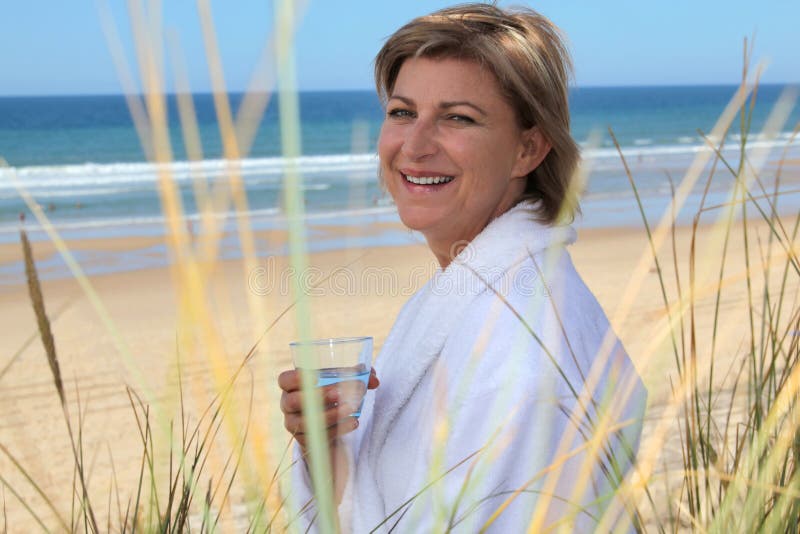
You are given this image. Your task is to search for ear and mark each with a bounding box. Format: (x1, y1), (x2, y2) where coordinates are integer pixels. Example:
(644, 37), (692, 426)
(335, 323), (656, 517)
(511, 127), (551, 179)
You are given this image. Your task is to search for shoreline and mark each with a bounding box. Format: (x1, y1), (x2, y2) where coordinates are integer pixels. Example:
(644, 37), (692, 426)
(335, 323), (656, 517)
(3, 186), (799, 285)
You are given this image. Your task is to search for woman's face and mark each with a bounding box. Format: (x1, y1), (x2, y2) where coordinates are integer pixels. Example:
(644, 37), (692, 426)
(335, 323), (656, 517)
(378, 57), (547, 264)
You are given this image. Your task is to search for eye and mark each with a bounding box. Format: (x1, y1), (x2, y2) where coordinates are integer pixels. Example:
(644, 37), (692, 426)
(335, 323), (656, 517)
(446, 114), (476, 124)
(387, 108), (415, 119)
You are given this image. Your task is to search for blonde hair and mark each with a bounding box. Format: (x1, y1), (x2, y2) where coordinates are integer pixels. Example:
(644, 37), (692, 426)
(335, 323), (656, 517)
(374, 3), (580, 223)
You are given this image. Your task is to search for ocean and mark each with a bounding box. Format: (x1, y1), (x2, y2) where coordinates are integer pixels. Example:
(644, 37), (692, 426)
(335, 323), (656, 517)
(0, 85), (798, 276)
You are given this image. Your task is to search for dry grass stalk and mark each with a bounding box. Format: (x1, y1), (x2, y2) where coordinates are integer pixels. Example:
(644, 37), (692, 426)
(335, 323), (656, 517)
(20, 228), (64, 405)
(19, 227), (100, 532)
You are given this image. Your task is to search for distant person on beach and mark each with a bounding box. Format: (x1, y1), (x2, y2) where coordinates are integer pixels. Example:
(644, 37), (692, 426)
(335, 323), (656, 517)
(279, 4), (647, 531)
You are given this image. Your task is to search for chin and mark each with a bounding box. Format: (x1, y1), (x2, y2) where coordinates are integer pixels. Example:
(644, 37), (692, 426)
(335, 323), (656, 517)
(396, 205), (440, 234)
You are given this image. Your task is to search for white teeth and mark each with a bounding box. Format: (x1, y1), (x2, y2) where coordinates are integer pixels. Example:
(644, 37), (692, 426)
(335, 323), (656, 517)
(404, 174), (454, 185)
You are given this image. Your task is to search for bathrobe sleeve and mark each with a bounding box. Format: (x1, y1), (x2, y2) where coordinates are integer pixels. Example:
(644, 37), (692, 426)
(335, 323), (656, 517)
(394, 268), (646, 532)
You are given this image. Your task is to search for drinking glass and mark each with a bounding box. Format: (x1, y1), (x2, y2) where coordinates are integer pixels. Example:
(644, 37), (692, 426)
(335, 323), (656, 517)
(289, 336), (373, 417)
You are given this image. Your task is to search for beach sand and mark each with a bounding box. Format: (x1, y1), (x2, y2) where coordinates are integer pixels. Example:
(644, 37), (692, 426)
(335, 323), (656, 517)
(0, 215), (795, 529)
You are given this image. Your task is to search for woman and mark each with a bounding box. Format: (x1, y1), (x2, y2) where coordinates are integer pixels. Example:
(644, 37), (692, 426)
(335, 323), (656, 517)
(279, 4), (647, 532)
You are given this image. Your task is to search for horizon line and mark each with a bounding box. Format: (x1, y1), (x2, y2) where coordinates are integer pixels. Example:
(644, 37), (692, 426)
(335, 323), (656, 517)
(2, 81), (800, 99)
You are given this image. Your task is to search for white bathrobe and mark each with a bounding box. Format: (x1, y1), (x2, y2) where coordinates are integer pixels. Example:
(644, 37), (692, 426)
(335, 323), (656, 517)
(291, 202), (647, 533)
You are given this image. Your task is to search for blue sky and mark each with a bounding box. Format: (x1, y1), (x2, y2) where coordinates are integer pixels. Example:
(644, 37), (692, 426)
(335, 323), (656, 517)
(1, 1), (798, 96)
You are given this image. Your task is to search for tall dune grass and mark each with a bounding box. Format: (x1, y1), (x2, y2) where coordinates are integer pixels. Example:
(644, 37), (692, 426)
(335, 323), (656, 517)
(612, 46), (800, 531)
(1, 3), (799, 532)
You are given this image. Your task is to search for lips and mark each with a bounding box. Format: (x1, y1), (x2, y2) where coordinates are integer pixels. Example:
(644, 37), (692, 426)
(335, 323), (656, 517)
(402, 173), (455, 185)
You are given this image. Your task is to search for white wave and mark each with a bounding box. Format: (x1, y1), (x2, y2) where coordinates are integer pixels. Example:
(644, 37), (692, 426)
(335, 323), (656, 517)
(299, 205), (397, 221)
(0, 180), (332, 200)
(0, 204), (404, 237)
(0, 153), (380, 192)
(0, 186), (144, 200)
(1, 133), (797, 197)
(584, 135), (800, 161)
(303, 183), (331, 191)
(0, 207), (283, 235)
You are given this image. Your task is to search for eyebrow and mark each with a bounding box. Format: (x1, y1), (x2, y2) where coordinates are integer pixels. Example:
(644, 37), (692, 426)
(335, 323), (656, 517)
(388, 94), (488, 117)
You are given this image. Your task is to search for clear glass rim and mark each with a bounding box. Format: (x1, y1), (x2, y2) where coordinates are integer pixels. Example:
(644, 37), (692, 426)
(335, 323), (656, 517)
(289, 336), (372, 347)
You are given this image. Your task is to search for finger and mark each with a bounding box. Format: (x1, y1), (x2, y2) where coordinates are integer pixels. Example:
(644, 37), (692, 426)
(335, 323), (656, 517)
(281, 388), (340, 415)
(278, 369), (300, 392)
(284, 403), (358, 437)
(281, 391), (302, 415)
(324, 402), (358, 427)
(326, 416), (359, 441)
(284, 412), (305, 436)
(368, 368), (379, 389)
(291, 419), (359, 451)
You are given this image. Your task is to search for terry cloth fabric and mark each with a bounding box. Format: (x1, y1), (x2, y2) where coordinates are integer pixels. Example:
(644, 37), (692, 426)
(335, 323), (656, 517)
(290, 201), (648, 532)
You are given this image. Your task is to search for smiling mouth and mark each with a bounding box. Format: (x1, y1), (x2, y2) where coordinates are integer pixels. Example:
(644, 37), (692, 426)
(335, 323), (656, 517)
(403, 174), (455, 185)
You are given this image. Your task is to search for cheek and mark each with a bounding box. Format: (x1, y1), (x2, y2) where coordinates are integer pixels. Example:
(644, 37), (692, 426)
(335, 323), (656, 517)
(449, 132), (496, 171)
(473, 139), (517, 179)
(377, 125), (399, 160)
(377, 131), (397, 193)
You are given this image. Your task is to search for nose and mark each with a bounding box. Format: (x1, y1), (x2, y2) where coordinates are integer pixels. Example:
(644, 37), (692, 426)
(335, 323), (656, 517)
(401, 118), (438, 161)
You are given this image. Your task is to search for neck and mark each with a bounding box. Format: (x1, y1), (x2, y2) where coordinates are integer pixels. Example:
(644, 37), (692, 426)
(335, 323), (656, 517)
(425, 197), (526, 269)
(428, 238), (469, 269)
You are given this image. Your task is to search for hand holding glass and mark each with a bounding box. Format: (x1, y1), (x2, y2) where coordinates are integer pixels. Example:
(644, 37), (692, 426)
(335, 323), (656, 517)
(290, 337), (373, 417)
